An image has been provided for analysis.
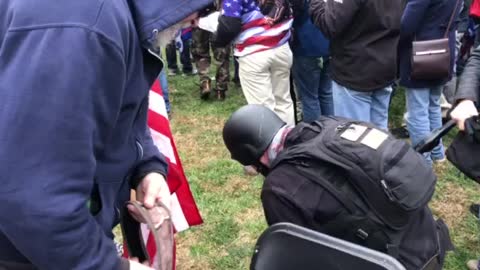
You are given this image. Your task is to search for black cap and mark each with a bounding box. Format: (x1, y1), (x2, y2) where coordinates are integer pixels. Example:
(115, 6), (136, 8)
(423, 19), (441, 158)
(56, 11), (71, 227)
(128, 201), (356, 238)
(223, 105), (286, 165)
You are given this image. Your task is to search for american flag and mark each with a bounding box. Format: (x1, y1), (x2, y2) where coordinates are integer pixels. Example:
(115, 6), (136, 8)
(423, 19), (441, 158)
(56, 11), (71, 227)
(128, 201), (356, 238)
(123, 80), (203, 269)
(222, 0), (292, 56)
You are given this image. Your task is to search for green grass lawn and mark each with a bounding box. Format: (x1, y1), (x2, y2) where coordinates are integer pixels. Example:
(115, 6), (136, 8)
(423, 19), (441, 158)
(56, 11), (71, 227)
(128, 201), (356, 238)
(164, 71), (480, 270)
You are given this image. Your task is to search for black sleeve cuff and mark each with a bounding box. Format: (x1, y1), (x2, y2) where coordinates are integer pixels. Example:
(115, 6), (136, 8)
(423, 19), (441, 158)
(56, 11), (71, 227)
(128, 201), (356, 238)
(130, 159), (168, 189)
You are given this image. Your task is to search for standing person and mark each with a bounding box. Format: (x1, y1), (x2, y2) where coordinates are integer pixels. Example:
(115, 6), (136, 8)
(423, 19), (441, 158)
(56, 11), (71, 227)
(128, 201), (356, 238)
(165, 28), (194, 76)
(399, 0), (461, 165)
(213, 0), (296, 125)
(166, 39), (193, 76)
(0, 0), (211, 269)
(309, 0), (404, 130)
(291, 0), (332, 122)
(191, 0), (231, 101)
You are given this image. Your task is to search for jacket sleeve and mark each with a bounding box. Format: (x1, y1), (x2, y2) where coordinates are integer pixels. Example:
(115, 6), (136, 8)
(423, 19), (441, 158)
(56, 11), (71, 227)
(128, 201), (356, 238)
(0, 27), (128, 269)
(261, 188), (311, 226)
(212, 15), (242, 48)
(400, 0), (431, 41)
(456, 46), (480, 105)
(212, 0), (243, 48)
(130, 97), (170, 189)
(309, 0), (362, 39)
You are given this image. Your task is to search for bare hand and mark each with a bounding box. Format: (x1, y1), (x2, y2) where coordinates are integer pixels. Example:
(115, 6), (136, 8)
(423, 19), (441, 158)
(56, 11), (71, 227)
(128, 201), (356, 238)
(451, 100), (478, 130)
(127, 173), (171, 223)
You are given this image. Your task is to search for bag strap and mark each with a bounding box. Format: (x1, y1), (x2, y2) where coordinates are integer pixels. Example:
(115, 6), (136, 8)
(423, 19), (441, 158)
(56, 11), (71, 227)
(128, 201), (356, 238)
(444, 0), (462, 37)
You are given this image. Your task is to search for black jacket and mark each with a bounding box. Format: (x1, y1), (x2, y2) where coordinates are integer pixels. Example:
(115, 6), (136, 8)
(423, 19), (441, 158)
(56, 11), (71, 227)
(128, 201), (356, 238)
(309, 0), (404, 91)
(456, 46), (480, 105)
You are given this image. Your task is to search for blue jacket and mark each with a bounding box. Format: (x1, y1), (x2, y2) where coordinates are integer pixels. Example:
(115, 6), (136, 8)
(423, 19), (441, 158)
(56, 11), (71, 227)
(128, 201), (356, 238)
(0, 0), (211, 269)
(291, 1), (330, 57)
(399, 0), (461, 89)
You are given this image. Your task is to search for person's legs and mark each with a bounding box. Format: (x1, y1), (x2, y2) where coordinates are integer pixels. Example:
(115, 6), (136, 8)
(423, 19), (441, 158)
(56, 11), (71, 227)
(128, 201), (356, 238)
(370, 86), (393, 130)
(158, 70), (171, 114)
(233, 55), (240, 84)
(180, 39), (193, 74)
(271, 43), (295, 125)
(191, 28), (212, 99)
(406, 88), (433, 165)
(165, 41), (178, 75)
(332, 81), (372, 123)
(292, 56), (322, 122)
(238, 50), (276, 115)
(318, 57), (334, 116)
(428, 86), (446, 161)
(213, 45), (231, 100)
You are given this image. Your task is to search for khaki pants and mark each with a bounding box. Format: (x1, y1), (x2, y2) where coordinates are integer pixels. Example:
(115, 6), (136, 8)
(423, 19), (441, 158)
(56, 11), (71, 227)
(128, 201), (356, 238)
(238, 43), (295, 125)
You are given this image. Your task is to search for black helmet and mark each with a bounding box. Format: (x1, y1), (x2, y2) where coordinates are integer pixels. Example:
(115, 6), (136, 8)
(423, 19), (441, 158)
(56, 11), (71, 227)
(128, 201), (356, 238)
(223, 105), (286, 166)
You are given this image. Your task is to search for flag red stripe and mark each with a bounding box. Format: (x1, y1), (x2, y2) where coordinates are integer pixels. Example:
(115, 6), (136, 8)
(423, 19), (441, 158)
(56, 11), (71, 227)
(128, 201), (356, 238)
(123, 79), (202, 269)
(236, 30), (289, 52)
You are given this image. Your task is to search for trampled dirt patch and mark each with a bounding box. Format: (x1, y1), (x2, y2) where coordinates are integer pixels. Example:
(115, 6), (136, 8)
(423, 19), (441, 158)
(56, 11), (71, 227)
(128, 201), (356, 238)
(430, 181), (470, 229)
(172, 114), (229, 169)
(176, 232), (213, 270)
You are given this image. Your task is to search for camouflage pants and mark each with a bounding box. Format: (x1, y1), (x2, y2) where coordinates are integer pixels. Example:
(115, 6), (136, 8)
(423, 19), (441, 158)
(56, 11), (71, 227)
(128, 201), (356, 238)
(191, 28), (231, 92)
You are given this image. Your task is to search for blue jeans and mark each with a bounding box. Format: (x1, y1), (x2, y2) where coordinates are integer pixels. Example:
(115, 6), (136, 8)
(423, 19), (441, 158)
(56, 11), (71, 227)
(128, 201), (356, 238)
(158, 70), (171, 113)
(406, 87), (445, 164)
(292, 56), (333, 122)
(332, 81), (392, 130)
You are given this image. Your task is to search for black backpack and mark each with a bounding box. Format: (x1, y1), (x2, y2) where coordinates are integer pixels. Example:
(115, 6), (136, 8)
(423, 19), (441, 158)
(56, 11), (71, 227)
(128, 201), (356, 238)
(270, 116), (440, 260)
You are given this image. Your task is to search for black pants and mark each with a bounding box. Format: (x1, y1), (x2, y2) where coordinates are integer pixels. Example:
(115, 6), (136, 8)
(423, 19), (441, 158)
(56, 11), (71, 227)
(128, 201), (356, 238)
(165, 40), (192, 73)
(233, 56), (240, 80)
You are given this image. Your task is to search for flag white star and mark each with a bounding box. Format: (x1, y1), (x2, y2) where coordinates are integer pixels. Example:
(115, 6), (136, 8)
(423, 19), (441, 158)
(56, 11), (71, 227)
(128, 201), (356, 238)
(226, 2), (232, 7)
(234, 11), (240, 16)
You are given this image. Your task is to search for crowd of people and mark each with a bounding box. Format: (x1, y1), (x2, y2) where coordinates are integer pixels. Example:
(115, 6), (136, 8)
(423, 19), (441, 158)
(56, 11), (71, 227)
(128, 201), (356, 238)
(0, 0), (479, 269)
(215, 0), (479, 269)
